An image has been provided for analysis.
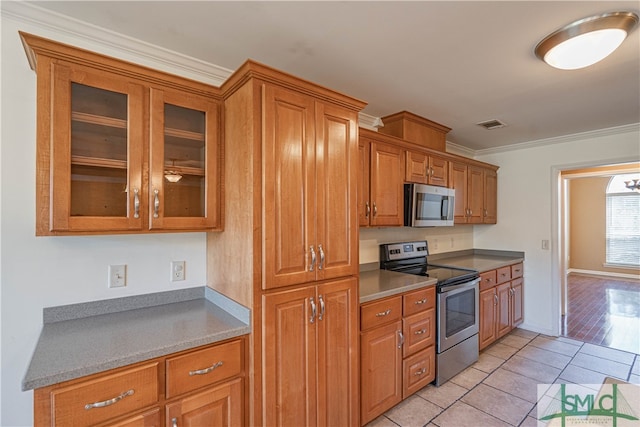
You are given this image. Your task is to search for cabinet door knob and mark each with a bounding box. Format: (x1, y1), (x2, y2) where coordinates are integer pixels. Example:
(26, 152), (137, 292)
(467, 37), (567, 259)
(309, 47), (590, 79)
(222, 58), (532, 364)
(397, 331), (404, 349)
(189, 360), (223, 376)
(373, 202), (378, 217)
(172, 418), (178, 427)
(365, 201), (370, 218)
(375, 309), (391, 317)
(414, 368), (427, 376)
(414, 298), (427, 305)
(318, 294), (325, 321)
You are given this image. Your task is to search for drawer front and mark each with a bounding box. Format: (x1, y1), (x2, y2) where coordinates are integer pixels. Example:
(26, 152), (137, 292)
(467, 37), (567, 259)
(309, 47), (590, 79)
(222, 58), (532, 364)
(52, 362), (159, 427)
(361, 296), (402, 331)
(166, 339), (242, 398)
(496, 266), (512, 284)
(402, 309), (435, 358)
(402, 346), (435, 399)
(479, 270), (497, 291)
(511, 263), (523, 279)
(403, 286), (436, 316)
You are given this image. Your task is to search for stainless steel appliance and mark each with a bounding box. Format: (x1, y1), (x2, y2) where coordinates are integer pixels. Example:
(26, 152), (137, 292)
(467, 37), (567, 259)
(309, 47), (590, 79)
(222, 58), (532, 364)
(379, 241), (480, 386)
(404, 184), (455, 227)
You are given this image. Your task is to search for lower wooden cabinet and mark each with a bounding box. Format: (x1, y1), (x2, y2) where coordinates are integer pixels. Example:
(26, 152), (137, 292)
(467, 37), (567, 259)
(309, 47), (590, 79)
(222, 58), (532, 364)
(479, 263), (524, 351)
(360, 286), (436, 425)
(33, 338), (246, 427)
(262, 277), (359, 427)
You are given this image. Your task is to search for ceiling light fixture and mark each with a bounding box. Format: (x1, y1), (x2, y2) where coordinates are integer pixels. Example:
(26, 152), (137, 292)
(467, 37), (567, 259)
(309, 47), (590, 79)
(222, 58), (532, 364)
(625, 179), (640, 192)
(535, 11), (638, 70)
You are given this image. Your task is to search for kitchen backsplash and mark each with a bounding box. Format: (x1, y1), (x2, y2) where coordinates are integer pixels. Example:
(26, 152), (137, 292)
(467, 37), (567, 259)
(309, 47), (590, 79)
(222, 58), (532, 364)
(359, 225), (474, 264)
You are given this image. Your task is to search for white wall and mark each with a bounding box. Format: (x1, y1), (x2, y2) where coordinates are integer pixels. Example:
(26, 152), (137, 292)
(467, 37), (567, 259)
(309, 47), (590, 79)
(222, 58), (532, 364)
(474, 127), (640, 336)
(0, 11), (211, 427)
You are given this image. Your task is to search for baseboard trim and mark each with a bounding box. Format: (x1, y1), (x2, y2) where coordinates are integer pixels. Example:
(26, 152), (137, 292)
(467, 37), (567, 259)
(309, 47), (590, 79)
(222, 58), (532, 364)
(567, 268), (640, 281)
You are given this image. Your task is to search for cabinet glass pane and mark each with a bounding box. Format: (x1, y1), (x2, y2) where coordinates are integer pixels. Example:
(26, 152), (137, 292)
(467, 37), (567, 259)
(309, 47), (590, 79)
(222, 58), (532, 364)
(163, 104), (205, 217)
(70, 83), (128, 217)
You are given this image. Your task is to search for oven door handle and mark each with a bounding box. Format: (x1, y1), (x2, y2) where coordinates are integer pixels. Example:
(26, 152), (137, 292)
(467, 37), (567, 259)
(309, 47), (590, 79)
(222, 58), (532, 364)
(438, 278), (480, 294)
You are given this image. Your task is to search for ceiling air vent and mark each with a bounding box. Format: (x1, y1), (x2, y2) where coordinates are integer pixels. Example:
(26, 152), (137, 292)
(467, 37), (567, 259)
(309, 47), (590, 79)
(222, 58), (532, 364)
(476, 119), (507, 130)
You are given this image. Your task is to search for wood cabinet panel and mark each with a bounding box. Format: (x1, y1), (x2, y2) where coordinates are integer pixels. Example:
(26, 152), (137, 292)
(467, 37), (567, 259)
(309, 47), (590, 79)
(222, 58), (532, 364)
(166, 377), (243, 427)
(511, 278), (524, 327)
(511, 263), (523, 279)
(402, 347), (435, 399)
(358, 140), (371, 226)
(370, 142), (404, 226)
(402, 309), (435, 358)
(467, 166), (484, 223)
(402, 286), (436, 316)
(479, 270), (497, 292)
(316, 278), (359, 427)
(105, 408), (161, 427)
(496, 282), (512, 339)
(360, 321), (402, 425)
(166, 340), (242, 398)
(50, 363), (159, 427)
(479, 288), (498, 350)
(483, 168), (497, 223)
(262, 286), (317, 427)
(496, 266), (512, 284)
(360, 296), (402, 330)
(404, 150), (450, 187)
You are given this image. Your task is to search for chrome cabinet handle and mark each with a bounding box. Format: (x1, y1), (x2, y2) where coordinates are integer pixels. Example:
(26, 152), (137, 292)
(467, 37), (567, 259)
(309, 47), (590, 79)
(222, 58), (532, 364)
(309, 246), (316, 272)
(310, 297), (316, 323)
(189, 361), (223, 376)
(318, 295), (325, 321)
(85, 389), (134, 410)
(430, 167), (434, 177)
(133, 188), (140, 219)
(484, 209), (488, 217)
(414, 298), (427, 305)
(172, 417), (178, 427)
(365, 201), (370, 218)
(153, 189), (160, 218)
(415, 329), (427, 335)
(398, 331), (404, 349)
(376, 309), (391, 317)
(415, 368), (427, 376)
(373, 202), (378, 217)
(318, 244), (325, 270)
(494, 294), (498, 305)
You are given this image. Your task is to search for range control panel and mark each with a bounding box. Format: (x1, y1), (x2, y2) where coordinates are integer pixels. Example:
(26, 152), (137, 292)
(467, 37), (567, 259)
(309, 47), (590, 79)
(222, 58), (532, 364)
(381, 241), (429, 261)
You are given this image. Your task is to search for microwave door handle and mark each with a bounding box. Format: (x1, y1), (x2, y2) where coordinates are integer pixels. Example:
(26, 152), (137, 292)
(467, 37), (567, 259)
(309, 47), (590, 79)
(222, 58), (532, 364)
(441, 199), (448, 219)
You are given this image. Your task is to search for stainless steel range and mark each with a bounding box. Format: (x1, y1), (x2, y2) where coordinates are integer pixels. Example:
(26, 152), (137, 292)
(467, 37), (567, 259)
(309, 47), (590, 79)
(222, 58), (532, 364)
(380, 241), (480, 386)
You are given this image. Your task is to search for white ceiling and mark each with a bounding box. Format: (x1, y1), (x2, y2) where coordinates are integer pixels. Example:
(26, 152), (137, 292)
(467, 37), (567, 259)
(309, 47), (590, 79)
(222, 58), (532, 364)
(29, 1), (640, 152)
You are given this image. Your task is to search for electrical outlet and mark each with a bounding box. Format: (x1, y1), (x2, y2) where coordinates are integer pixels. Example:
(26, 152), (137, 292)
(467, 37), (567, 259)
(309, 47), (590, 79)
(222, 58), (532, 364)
(171, 261), (185, 282)
(108, 265), (126, 288)
(542, 240), (550, 250)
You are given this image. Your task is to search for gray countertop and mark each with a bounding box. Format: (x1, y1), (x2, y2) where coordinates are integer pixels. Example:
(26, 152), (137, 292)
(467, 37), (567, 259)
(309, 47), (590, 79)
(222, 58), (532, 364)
(22, 287), (250, 391)
(360, 269), (436, 304)
(359, 249), (524, 304)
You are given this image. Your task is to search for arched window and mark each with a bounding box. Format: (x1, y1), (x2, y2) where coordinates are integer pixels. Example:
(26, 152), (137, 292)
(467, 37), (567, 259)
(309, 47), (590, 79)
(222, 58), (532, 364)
(605, 173), (640, 267)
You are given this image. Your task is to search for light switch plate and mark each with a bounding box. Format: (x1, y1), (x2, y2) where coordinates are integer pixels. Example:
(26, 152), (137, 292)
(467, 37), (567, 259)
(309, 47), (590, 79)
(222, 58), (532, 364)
(109, 265), (126, 288)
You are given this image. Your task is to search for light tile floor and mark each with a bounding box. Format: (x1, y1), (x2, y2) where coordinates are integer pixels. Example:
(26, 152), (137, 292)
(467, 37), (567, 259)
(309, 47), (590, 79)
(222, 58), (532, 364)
(366, 328), (640, 427)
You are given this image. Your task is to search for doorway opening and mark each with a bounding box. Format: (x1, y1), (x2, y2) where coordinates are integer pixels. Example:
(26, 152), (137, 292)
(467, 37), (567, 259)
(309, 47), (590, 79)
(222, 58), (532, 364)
(559, 163), (640, 354)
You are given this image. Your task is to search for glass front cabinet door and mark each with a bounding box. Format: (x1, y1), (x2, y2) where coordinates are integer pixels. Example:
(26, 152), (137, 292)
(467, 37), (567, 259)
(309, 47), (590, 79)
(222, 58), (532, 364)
(42, 61), (221, 234)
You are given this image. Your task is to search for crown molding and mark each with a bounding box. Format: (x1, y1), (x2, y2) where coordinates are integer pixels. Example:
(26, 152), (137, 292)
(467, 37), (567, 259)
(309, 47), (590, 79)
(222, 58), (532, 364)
(475, 123), (640, 156)
(358, 113), (383, 131)
(1, 1), (232, 87)
(445, 142), (476, 158)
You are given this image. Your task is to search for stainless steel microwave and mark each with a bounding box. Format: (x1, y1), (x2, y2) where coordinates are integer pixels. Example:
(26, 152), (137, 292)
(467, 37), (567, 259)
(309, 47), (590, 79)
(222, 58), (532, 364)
(404, 183), (455, 227)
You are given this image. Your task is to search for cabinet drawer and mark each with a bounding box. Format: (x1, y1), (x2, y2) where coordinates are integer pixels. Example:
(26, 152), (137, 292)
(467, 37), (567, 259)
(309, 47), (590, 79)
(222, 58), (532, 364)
(496, 266), (512, 284)
(402, 309), (435, 358)
(51, 362), (159, 427)
(403, 286), (435, 316)
(166, 340), (242, 398)
(511, 263), (523, 279)
(402, 346), (435, 399)
(479, 270), (497, 291)
(361, 296), (402, 331)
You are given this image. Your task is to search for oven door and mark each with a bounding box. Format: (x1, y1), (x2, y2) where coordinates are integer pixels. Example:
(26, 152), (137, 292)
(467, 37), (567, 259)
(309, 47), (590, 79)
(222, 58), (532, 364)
(437, 278), (479, 353)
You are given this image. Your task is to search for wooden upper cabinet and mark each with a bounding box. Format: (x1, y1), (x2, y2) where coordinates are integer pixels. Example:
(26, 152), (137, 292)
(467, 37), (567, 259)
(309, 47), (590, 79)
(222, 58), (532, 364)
(450, 160), (497, 224)
(358, 130), (404, 227)
(149, 88), (221, 230)
(22, 32), (223, 235)
(49, 63), (145, 233)
(263, 84), (358, 289)
(405, 151), (448, 187)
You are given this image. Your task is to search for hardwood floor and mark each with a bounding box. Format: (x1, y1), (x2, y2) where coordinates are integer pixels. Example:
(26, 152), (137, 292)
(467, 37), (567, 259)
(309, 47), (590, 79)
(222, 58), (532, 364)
(562, 273), (640, 354)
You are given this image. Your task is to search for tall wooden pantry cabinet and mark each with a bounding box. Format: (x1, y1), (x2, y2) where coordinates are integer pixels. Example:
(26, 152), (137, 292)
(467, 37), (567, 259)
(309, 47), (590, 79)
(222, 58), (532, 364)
(207, 61), (366, 426)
